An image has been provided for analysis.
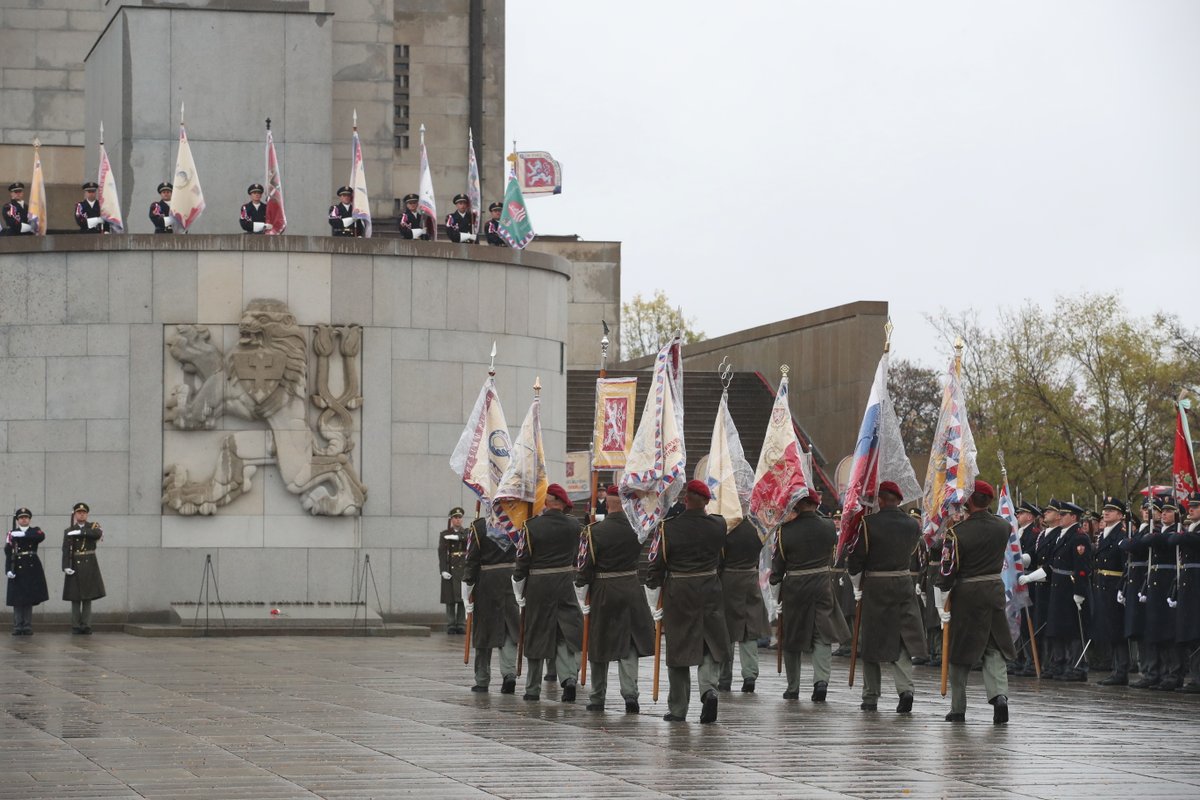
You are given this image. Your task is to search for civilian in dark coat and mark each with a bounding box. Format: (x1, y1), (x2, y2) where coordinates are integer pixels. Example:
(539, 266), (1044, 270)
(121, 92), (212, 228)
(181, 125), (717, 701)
(5, 509), (49, 635)
(62, 502), (106, 634)
(463, 517), (519, 693)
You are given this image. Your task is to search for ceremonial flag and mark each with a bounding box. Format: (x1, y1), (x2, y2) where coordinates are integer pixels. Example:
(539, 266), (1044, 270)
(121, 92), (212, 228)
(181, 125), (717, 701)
(418, 123), (437, 240)
(450, 375), (514, 548)
(620, 338), (686, 543)
(493, 392), (548, 544)
(515, 151), (563, 196)
(836, 352), (921, 560)
(27, 140), (47, 236)
(96, 126), (124, 233)
(467, 128), (482, 235)
(704, 389), (754, 531)
(921, 347), (977, 542)
(749, 370), (812, 537)
(171, 117), (205, 232)
(592, 377), (637, 469)
(1173, 395), (1198, 501)
(349, 120), (372, 238)
(997, 477), (1031, 643)
(563, 451), (592, 499)
(264, 127), (287, 235)
(497, 171), (535, 249)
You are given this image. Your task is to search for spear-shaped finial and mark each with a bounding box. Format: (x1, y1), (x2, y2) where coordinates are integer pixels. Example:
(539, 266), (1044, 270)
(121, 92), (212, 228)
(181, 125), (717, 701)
(266, 117), (271, 131)
(884, 316), (894, 354)
(99, 120), (104, 145)
(353, 109), (358, 130)
(33, 136), (40, 149)
(488, 341), (497, 377)
(533, 376), (542, 396)
(180, 101), (185, 125)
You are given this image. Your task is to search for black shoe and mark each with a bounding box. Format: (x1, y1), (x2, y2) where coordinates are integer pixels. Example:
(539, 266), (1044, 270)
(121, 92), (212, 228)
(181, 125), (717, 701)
(501, 676), (516, 694)
(1056, 671), (1086, 682)
(10, 631), (19, 637)
(1176, 683), (1200, 694)
(662, 713), (686, 722)
(585, 703), (604, 711)
(470, 685), (488, 693)
(740, 678), (756, 693)
(1097, 674), (1128, 686)
(991, 695), (1009, 725)
(699, 690), (719, 724)
(782, 690), (800, 700)
(561, 681), (576, 703)
(811, 682), (828, 703)
(544, 673), (558, 683)
(832, 645), (851, 657)
(1130, 677), (1159, 689)
(860, 702), (877, 712)
(625, 700), (640, 714)
(717, 680), (732, 692)
(945, 712), (966, 722)
(1151, 678), (1180, 691)
(522, 693), (539, 701)
(896, 691), (913, 714)
(71, 627), (83, 634)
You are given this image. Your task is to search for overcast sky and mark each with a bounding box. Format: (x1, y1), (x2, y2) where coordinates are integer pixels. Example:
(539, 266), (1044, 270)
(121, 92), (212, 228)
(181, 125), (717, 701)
(505, 0), (1200, 368)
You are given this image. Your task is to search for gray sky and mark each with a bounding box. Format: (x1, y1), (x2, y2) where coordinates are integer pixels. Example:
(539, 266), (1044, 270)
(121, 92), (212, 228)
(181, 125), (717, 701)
(505, 0), (1200, 367)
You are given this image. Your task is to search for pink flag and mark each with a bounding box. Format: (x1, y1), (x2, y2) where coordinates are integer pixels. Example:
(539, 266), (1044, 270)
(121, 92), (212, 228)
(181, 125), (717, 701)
(749, 370), (811, 536)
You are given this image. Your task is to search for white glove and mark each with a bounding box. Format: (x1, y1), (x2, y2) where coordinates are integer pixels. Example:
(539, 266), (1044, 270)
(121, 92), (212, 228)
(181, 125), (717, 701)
(644, 585), (661, 620)
(849, 571), (863, 602)
(342, 217), (353, 228)
(574, 584), (590, 616)
(1018, 567), (1047, 585)
(412, 227), (425, 238)
(64, 568), (75, 575)
(1138, 593), (1147, 604)
(440, 571), (451, 580)
(67, 529), (81, 536)
(253, 222), (266, 232)
(5, 571), (13, 579)
(1020, 553), (1031, 567)
(20, 222), (32, 233)
(461, 582), (474, 614)
(1117, 590), (1125, 605)
(511, 576), (526, 609)
(162, 217), (173, 228)
(1168, 597), (1178, 609)
(461, 233), (476, 243)
(10, 530), (24, 538)
(87, 216), (101, 229)
(769, 581), (782, 617)
(934, 587), (951, 624)
(1073, 594), (1085, 610)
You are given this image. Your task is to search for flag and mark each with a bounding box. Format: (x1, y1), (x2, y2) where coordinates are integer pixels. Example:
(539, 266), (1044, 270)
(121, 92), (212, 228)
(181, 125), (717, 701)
(592, 377), (637, 469)
(997, 477), (1031, 643)
(497, 171), (535, 249)
(749, 370), (812, 538)
(704, 389), (754, 531)
(349, 127), (372, 238)
(171, 123), (205, 231)
(492, 393), (548, 544)
(921, 349), (978, 542)
(264, 128), (287, 235)
(467, 128), (482, 235)
(449, 375), (512, 548)
(515, 151), (563, 196)
(96, 138), (124, 233)
(1173, 395), (1198, 501)
(418, 124), (437, 240)
(27, 141), (47, 236)
(563, 451), (592, 499)
(836, 352), (921, 560)
(620, 338), (686, 542)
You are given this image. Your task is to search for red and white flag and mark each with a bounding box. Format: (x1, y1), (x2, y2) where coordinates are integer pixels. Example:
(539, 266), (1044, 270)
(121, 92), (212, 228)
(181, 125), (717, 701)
(515, 151), (562, 196)
(418, 123), (437, 240)
(592, 377), (637, 469)
(171, 108), (205, 231)
(264, 127), (286, 235)
(96, 126), (124, 233)
(1174, 394), (1198, 500)
(749, 369), (812, 536)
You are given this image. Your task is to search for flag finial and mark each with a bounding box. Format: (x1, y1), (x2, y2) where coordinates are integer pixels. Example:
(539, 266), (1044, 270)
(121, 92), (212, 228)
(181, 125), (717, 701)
(33, 137), (40, 149)
(884, 317), (894, 353)
(488, 341), (497, 377)
(534, 376), (541, 395)
(718, 356), (734, 390)
(353, 109), (357, 129)
(99, 120), (104, 144)
(265, 117), (271, 131)
(997, 449), (1007, 477)
(780, 364), (789, 376)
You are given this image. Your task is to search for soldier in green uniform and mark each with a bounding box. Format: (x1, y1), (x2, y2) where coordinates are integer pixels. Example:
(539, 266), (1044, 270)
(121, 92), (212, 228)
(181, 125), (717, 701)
(576, 486), (655, 713)
(462, 516), (520, 694)
(645, 480), (730, 723)
(935, 479), (1017, 723)
(512, 484), (584, 702)
(719, 516), (766, 693)
(847, 481), (928, 713)
(62, 502), (106, 634)
(438, 508), (468, 634)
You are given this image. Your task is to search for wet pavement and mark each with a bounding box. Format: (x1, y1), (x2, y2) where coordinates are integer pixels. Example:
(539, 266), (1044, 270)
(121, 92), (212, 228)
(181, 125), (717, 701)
(1, 632), (1198, 799)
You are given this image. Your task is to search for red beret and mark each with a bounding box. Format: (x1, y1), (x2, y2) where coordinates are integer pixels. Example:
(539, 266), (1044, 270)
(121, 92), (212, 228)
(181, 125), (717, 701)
(973, 479), (995, 499)
(878, 481), (902, 501)
(605, 484), (619, 497)
(685, 479), (711, 501)
(546, 483), (572, 509)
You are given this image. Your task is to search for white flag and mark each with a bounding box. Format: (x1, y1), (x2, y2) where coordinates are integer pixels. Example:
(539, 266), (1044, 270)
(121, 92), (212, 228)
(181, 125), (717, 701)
(171, 122), (205, 231)
(418, 124), (437, 240)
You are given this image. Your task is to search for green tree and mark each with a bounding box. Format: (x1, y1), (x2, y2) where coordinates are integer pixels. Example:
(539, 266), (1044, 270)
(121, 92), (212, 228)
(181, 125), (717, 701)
(888, 358), (941, 457)
(620, 290), (705, 361)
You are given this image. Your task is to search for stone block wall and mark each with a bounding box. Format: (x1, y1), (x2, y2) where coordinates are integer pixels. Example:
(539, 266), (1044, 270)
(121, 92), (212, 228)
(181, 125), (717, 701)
(527, 237), (620, 370)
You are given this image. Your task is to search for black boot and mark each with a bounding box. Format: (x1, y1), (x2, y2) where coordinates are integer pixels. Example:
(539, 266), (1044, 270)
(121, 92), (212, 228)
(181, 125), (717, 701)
(896, 691), (913, 714)
(811, 681), (827, 703)
(991, 694), (1009, 725)
(699, 690), (719, 723)
(740, 678), (756, 693)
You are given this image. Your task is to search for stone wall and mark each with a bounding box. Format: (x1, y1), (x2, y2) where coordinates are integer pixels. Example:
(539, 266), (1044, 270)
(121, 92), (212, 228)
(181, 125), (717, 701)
(526, 237), (620, 370)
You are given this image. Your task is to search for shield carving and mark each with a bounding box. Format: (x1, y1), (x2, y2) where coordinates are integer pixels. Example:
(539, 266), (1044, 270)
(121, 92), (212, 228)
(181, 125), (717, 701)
(231, 348), (286, 404)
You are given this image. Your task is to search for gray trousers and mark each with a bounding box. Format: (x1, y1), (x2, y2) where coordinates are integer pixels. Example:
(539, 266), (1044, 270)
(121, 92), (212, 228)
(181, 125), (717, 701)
(785, 640), (832, 691)
(667, 650), (721, 719)
(862, 642), (914, 702)
(444, 603), (464, 628)
(523, 638), (579, 697)
(588, 653), (640, 705)
(473, 634), (517, 687)
(719, 638), (760, 683)
(10, 605), (32, 633)
(948, 643), (1009, 714)
(70, 600), (93, 631)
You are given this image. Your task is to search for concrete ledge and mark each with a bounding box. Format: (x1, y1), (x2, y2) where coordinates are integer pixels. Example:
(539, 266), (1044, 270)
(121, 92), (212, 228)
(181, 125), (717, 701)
(124, 623), (428, 637)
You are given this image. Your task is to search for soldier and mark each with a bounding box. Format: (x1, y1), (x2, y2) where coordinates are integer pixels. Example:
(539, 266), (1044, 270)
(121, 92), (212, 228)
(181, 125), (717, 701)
(75, 182), (108, 233)
(847, 481), (928, 713)
(1168, 493), (1200, 692)
(1028, 499), (1064, 675)
(398, 193), (432, 240)
(484, 201), (508, 246)
(770, 492), (848, 702)
(5, 509), (49, 635)
(935, 480), (1017, 723)
(462, 515), (519, 694)
(328, 187), (362, 236)
(718, 515), (766, 693)
(1027, 500), (1092, 681)
(511, 484), (584, 702)
(1120, 500), (1153, 682)
(576, 485), (655, 713)
(1137, 497), (1185, 690)
(62, 502), (106, 634)
(239, 183), (273, 234)
(149, 182), (174, 233)
(1, 182), (33, 235)
(438, 508), (468, 634)
(645, 480), (729, 723)
(1010, 501), (1041, 675)
(445, 193), (477, 243)
(1092, 496), (1130, 684)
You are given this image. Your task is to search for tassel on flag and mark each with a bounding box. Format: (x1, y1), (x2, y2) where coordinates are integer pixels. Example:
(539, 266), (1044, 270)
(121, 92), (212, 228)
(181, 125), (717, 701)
(921, 340), (978, 542)
(492, 384), (548, 545)
(264, 123), (287, 235)
(349, 111), (372, 238)
(171, 105), (205, 232)
(418, 123), (437, 240)
(467, 128), (482, 235)
(1173, 394), (1198, 501)
(28, 139), (47, 235)
(96, 123), (124, 233)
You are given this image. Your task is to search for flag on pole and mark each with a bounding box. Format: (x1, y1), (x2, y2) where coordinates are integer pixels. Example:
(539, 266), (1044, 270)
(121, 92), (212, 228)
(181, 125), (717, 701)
(497, 170), (535, 249)
(921, 346), (977, 542)
(171, 117), (205, 231)
(997, 477), (1031, 643)
(1173, 395), (1198, 501)
(96, 128), (124, 233)
(418, 123), (437, 240)
(619, 338), (686, 543)
(28, 140), (47, 236)
(749, 369), (812, 537)
(836, 352), (921, 560)
(349, 121), (372, 238)
(467, 128), (482, 235)
(450, 375), (514, 548)
(493, 391), (548, 545)
(592, 377), (637, 469)
(515, 151), (563, 196)
(704, 389), (754, 531)
(264, 127), (287, 235)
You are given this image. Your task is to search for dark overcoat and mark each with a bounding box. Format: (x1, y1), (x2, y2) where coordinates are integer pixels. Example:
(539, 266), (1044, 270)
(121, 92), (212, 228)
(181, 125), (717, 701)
(720, 519), (766, 643)
(847, 508), (928, 662)
(512, 509), (584, 660)
(1141, 523), (1177, 644)
(438, 525), (467, 605)
(463, 518), (520, 650)
(770, 511), (848, 652)
(5, 527), (50, 607)
(575, 511), (655, 662)
(1031, 526), (1061, 630)
(1047, 523), (1093, 639)
(1167, 521), (1200, 644)
(935, 510), (1017, 666)
(62, 521), (106, 602)
(1120, 522), (1151, 638)
(1090, 522), (1127, 643)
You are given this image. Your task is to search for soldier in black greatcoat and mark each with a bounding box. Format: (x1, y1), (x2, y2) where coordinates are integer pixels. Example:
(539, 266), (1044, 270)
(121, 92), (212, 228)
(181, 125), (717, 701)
(1, 182), (33, 235)
(445, 193), (477, 243)
(462, 516), (520, 693)
(239, 183), (273, 234)
(328, 187), (363, 236)
(5, 508), (49, 635)
(1042, 501), (1092, 681)
(484, 201), (508, 246)
(1024, 500), (1064, 673)
(148, 182), (174, 233)
(438, 508), (468, 634)
(75, 182), (109, 233)
(1133, 497), (1185, 689)
(1092, 496), (1130, 684)
(62, 502), (106, 634)
(397, 193), (433, 240)
(1011, 501), (1041, 675)
(1166, 493), (1200, 692)
(718, 516), (766, 693)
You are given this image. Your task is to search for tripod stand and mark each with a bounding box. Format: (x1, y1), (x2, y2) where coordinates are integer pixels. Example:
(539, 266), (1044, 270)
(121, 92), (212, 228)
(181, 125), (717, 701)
(351, 552), (386, 631)
(194, 553), (227, 633)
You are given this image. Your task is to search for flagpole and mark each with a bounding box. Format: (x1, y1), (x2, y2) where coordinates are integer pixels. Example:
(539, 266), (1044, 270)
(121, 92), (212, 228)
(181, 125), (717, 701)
(578, 324), (610, 688)
(515, 375), (541, 678)
(462, 342), (499, 666)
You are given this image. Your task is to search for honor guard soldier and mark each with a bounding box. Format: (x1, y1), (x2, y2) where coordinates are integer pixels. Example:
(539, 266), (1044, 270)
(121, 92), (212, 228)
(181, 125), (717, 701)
(847, 481), (928, 713)
(1120, 499), (1153, 682)
(149, 182), (174, 233)
(485, 201), (508, 246)
(75, 182), (108, 233)
(719, 514), (767, 693)
(1167, 493), (1200, 692)
(2, 182), (33, 235)
(398, 193), (432, 240)
(328, 187), (363, 236)
(511, 484), (585, 702)
(576, 486), (655, 713)
(1092, 496), (1130, 684)
(438, 508), (468, 634)
(63, 502), (106, 634)
(445, 194), (477, 243)
(1027, 499), (1064, 673)
(462, 515), (520, 693)
(5, 509), (49, 635)
(935, 480), (1017, 724)
(770, 491), (848, 702)
(1023, 500), (1092, 680)
(644, 480), (730, 723)
(1011, 501), (1041, 676)
(1136, 497), (1185, 689)
(239, 183), (273, 234)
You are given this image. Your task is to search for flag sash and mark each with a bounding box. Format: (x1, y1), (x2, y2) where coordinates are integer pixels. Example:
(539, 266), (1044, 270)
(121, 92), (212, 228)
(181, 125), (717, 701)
(592, 377), (637, 469)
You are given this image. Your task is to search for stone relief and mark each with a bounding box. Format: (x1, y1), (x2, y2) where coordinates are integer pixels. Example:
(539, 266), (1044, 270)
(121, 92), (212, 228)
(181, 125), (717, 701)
(162, 299), (367, 516)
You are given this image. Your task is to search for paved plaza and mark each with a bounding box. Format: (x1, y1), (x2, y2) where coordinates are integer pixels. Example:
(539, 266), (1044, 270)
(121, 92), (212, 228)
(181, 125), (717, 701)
(1, 632), (1198, 799)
